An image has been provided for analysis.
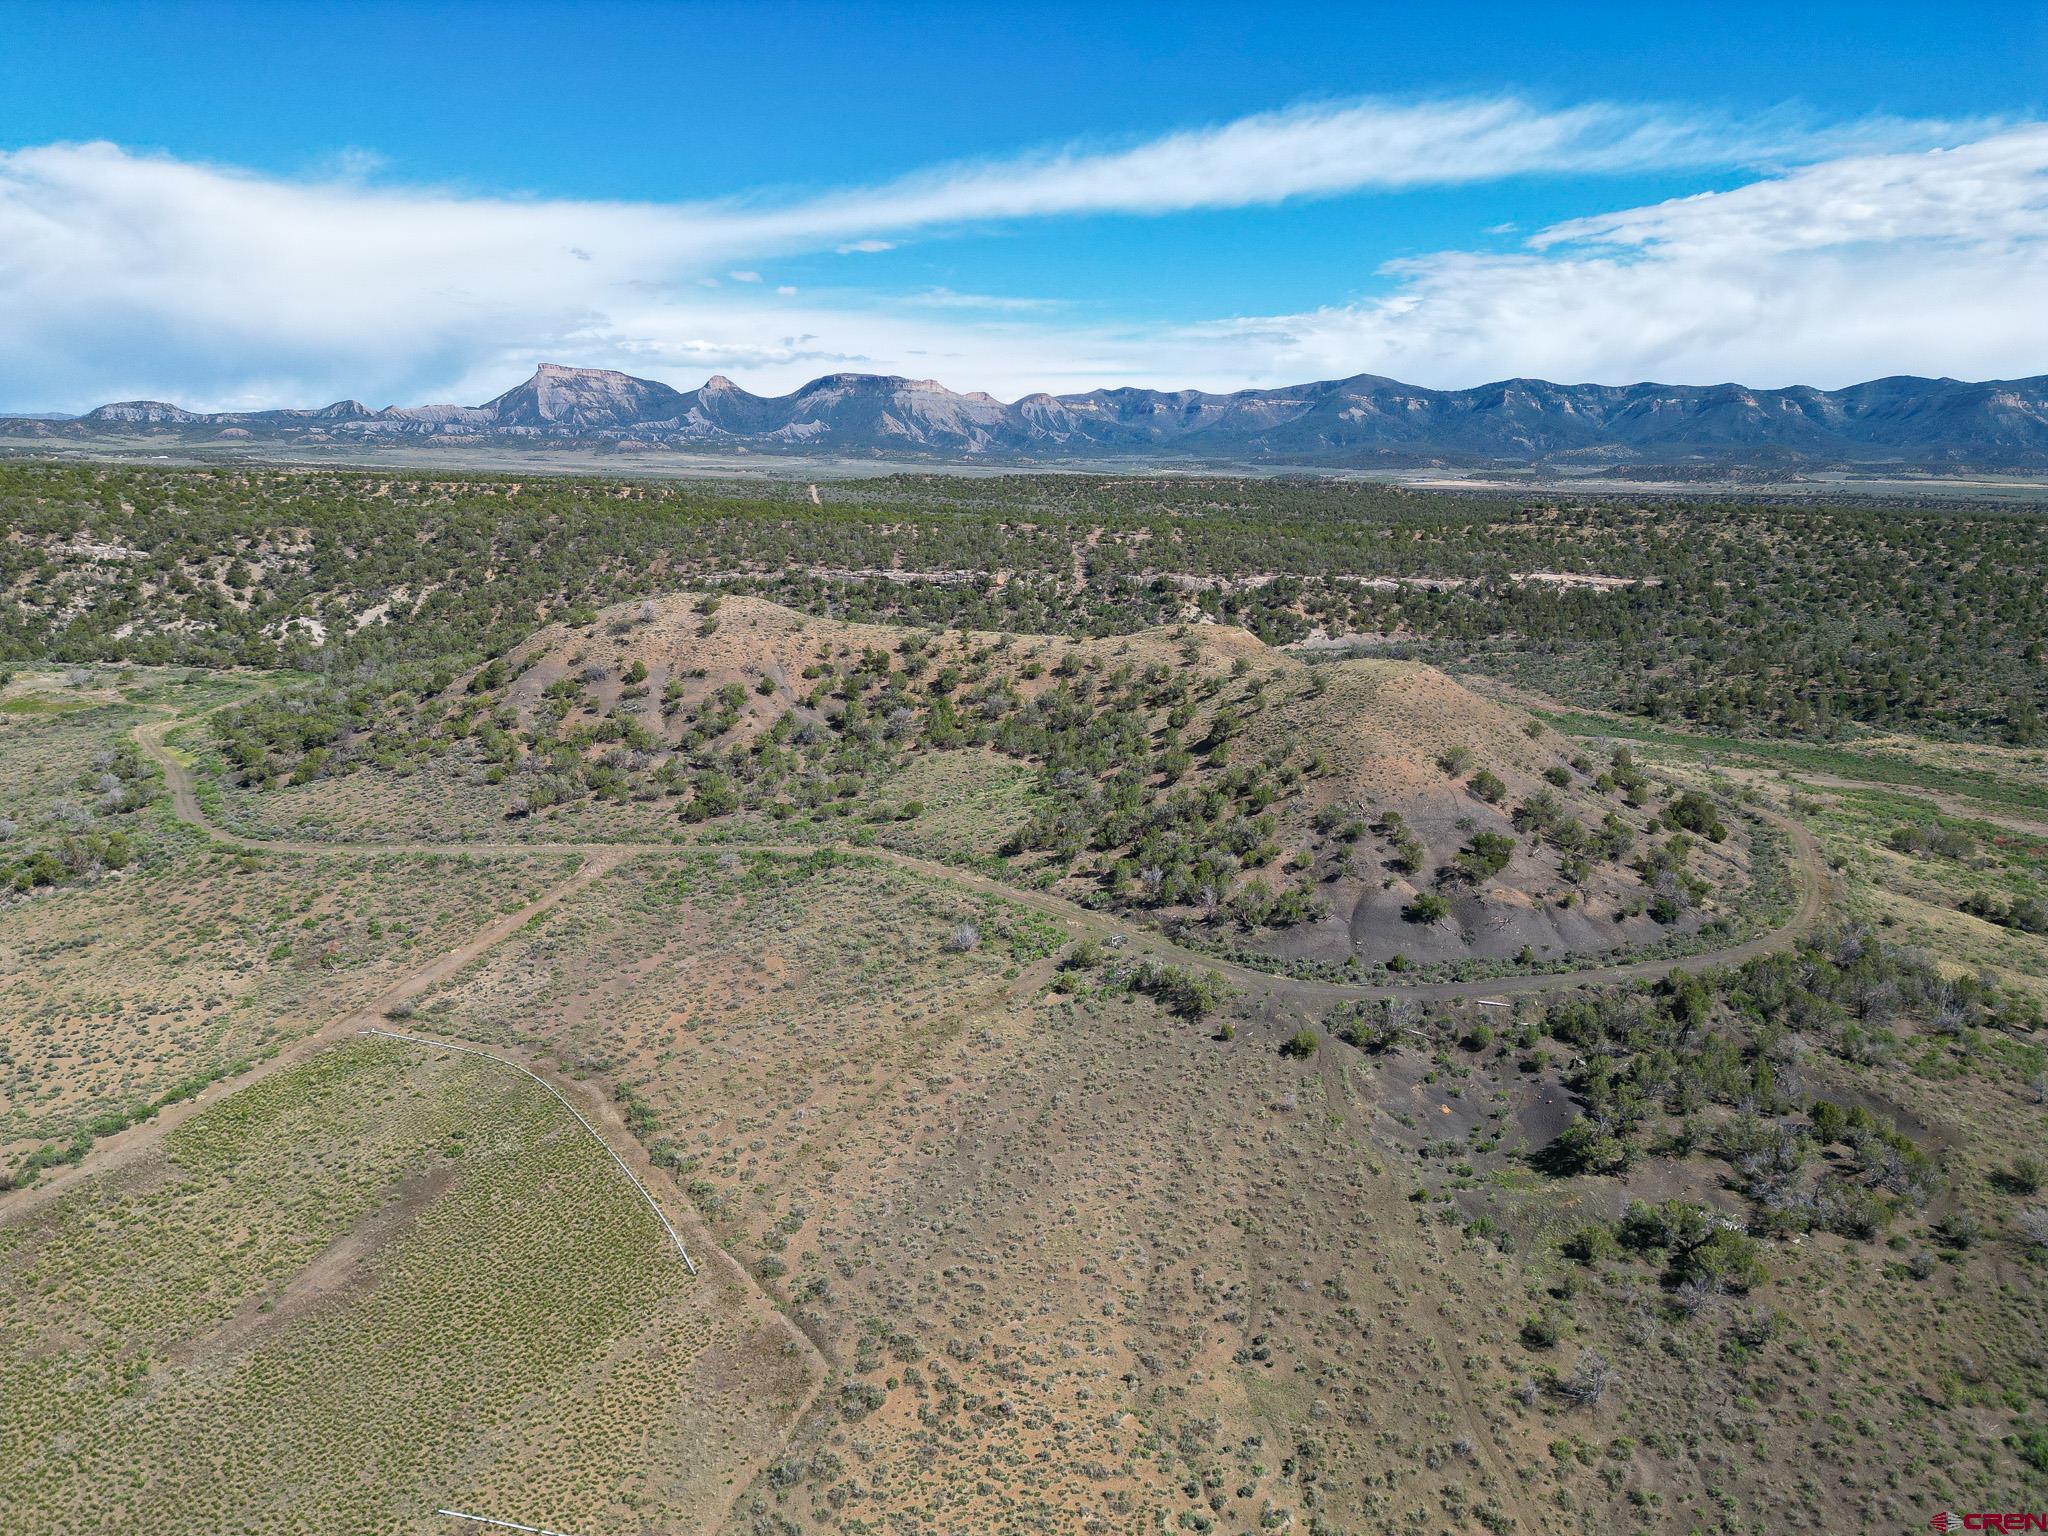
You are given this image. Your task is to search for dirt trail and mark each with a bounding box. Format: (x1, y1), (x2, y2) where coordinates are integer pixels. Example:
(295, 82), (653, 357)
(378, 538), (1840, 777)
(0, 844), (627, 1226)
(8, 706), (1831, 1231)
(133, 709), (1833, 1008)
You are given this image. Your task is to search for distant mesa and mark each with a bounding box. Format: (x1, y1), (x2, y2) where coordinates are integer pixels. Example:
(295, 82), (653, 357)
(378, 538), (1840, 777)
(482, 362), (692, 430)
(79, 400), (207, 426)
(26, 362), (2048, 468)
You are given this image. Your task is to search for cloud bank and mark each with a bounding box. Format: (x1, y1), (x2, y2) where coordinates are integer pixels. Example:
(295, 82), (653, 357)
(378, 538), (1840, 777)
(1194, 128), (2048, 389)
(0, 97), (2040, 410)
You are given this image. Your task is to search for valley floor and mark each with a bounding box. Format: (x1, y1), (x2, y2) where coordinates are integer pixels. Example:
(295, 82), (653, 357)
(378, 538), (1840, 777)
(1, 666), (2043, 1535)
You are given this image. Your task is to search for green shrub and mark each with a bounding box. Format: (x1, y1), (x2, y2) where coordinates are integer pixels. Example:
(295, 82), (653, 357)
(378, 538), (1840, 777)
(1665, 789), (1728, 842)
(1404, 890), (1450, 924)
(1457, 831), (1516, 880)
(1678, 1229), (1768, 1292)
(1563, 1223), (1620, 1263)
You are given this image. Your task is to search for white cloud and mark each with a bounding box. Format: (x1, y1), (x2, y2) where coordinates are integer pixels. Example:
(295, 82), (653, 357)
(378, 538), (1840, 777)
(0, 106), (2039, 410)
(768, 99), (1977, 235)
(1187, 127), (2048, 388)
(835, 239), (895, 254)
(1534, 128), (2048, 255)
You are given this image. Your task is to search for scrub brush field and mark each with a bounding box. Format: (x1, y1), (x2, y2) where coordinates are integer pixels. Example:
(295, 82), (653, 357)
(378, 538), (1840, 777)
(0, 1035), (813, 1536)
(0, 463), (2042, 1533)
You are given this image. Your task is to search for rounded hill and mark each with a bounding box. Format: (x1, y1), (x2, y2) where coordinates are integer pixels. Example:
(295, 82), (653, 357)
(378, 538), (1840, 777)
(391, 593), (1761, 973)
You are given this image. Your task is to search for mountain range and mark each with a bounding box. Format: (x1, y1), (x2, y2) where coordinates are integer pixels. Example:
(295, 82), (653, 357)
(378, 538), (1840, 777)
(21, 362), (2048, 469)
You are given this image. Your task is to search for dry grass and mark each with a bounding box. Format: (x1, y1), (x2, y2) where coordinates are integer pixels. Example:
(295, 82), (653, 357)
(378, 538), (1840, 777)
(378, 853), (1584, 1530)
(0, 1036), (807, 1535)
(0, 842), (573, 1159)
(366, 834), (2048, 1535)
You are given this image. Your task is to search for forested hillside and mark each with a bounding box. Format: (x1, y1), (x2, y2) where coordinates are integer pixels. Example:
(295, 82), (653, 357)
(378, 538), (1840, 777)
(1, 463), (2042, 744)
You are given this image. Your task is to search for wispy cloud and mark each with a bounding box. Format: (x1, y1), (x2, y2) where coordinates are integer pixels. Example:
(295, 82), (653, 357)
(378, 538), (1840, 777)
(0, 100), (2036, 409)
(761, 98), (1981, 236)
(906, 288), (1062, 312)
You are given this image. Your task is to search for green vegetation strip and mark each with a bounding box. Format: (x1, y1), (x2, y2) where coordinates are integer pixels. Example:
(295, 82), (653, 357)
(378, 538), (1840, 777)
(4, 1051), (277, 1190)
(362, 1027), (696, 1273)
(1536, 709), (2048, 814)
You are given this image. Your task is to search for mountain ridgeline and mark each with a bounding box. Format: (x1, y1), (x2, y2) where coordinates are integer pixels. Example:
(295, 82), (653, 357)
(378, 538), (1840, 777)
(40, 361), (2048, 468)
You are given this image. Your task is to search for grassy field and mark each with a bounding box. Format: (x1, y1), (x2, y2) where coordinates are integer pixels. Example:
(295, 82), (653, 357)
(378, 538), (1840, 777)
(384, 836), (2048, 1533)
(1790, 782), (2048, 992)
(0, 840), (576, 1176)
(187, 728), (694, 846)
(1535, 707), (2048, 816)
(0, 1035), (808, 1536)
(867, 746), (1040, 864)
(0, 673), (579, 1182)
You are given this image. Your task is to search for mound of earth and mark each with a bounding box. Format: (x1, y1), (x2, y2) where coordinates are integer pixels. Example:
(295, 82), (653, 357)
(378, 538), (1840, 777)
(264, 592), (1756, 969)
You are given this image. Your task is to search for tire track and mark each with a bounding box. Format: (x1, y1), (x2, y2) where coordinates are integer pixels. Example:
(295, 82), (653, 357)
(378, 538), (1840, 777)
(0, 845), (626, 1225)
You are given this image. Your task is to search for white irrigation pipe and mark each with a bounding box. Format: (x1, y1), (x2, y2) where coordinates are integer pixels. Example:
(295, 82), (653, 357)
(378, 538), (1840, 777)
(363, 1026), (697, 1274)
(437, 1509), (580, 1536)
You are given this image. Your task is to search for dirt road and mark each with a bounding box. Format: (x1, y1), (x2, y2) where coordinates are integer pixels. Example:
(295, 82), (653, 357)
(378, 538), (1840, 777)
(3, 707), (1832, 1226)
(133, 708), (1832, 1009)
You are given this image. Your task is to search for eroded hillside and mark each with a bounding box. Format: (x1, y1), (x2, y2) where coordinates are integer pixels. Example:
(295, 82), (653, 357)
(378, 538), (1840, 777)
(210, 594), (1766, 975)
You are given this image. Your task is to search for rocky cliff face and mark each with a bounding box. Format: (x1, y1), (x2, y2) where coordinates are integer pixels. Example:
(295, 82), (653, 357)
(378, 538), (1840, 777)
(480, 362), (693, 430)
(44, 363), (2048, 467)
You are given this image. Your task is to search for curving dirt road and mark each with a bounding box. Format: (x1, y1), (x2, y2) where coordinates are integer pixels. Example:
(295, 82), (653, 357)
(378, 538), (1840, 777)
(3, 707), (1833, 1225)
(133, 708), (1834, 1008)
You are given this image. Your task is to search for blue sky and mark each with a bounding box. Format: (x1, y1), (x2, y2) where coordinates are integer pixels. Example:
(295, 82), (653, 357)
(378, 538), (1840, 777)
(3, 1), (2046, 409)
